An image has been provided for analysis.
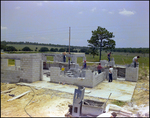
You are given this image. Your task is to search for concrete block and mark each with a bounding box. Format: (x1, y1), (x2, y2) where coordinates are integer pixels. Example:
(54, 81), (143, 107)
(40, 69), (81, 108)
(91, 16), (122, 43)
(108, 61), (115, 67)
(125, 67), (139, 82)
(100, 60), (108, 67)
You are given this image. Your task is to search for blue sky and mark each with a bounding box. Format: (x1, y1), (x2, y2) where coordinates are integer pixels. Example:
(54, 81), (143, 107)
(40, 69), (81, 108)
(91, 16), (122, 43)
(1, 1), (149, 48)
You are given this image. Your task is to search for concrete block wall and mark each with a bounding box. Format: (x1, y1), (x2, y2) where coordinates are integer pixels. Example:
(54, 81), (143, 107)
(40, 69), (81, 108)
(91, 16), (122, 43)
(50, 62), (76, 71)
(85, 70), (93, 79)
(125, 67), (139, 82)
(93, 72), (106, 87)
(71, 56), (77, 64)
(50, 67), (61, 82)
(15, 60), (20, 67)
(50, 67), (106, 88)
(32, 58), (42, 82)
(20, 57), (33, 82)
(100, 60), (108, 67)
(1, 59), (8, 70)
(108, 61), (115, 67)
(19, 56), (42, 82)
(1, 70), (21, 83)
(54, 54), (63, 62)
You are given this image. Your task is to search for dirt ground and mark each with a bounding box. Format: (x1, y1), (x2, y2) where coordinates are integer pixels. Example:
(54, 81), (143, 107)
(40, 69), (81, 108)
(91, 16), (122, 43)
(1, 68), (149, 117)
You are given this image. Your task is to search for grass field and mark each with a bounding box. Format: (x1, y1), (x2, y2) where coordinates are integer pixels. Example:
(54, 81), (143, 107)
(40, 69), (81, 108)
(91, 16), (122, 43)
(6, 51), (149, 69)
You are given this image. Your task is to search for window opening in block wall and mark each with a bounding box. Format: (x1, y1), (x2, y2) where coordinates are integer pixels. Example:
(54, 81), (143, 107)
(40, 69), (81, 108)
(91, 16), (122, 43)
(77, 57), (85, 66)
(8, 59), (15, 66)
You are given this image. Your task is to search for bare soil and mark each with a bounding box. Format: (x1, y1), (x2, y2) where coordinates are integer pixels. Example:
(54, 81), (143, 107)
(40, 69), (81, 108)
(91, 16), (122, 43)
(1, 68), (149, 117)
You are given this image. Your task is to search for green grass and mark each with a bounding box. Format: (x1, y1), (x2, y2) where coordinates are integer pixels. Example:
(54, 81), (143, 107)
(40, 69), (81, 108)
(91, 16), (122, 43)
(8, 59), (15, 65)
(111, 100), (126, 106)
(6, 51), (149, 69)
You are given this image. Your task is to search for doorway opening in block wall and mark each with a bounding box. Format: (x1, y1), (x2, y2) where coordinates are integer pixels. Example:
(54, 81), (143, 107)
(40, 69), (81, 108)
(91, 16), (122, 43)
(77, 57), (84, 66)
(43, 56), (54, 70)
(42, 56), (54, 79)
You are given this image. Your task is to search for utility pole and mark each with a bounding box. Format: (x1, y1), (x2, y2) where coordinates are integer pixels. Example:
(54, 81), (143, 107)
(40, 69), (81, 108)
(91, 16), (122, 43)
(99, 40), (102, 61)
(98, 34), (102, 61)
(69, 27), (71, 69)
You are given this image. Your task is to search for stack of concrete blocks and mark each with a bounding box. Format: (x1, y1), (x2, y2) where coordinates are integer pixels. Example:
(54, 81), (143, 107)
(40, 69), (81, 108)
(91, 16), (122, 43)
(125, 67), (139, 82)
(105, 68), (118, 81)
(50, 67), (106, 88)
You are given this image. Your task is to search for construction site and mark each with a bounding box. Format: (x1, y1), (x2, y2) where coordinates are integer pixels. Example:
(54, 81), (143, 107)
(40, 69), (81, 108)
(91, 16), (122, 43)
(1, 53), (149, 117)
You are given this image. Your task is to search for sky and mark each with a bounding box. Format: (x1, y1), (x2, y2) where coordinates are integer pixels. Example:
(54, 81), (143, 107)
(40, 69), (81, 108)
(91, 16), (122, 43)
(1, 1), (149, 48)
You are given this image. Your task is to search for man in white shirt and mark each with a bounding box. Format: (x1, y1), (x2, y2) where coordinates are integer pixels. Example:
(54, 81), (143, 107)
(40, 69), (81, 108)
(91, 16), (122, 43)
(133, 56), (140, 68)
(109, 66), (113, 82)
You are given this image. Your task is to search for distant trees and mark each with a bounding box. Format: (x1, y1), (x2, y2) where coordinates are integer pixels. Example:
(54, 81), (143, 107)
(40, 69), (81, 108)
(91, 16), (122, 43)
(22, 47), (32, 51)
(50, 48), (58, 52)
(79, 48), (89, 54)
(6, 46), (17, 51)
(39, 47), (49, 52)
(111, 48), (149, 53)
(0, 40), (149, 54)
(59, 48), (65, 52)
(1, 40), (7, 51)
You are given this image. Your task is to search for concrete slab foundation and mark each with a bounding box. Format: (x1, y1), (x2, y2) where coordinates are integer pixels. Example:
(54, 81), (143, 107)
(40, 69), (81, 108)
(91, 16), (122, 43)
(17, 75), (137, 102)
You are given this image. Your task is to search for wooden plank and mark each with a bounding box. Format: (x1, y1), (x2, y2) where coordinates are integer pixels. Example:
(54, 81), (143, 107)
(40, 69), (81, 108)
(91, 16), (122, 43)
(16, 83), (35, 87)
(1, 88), (16, 94)
(7, 90), (31, 102)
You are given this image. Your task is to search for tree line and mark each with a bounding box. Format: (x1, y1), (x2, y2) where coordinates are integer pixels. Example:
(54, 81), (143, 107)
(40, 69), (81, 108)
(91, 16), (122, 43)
(2, 41), (88, 49)
(1, 40), (149, 54)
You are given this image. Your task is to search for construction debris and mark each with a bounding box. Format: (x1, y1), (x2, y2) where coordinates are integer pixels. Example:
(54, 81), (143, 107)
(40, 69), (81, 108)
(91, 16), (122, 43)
(1, 88), (16, 94)
(7, 90), (31, 102)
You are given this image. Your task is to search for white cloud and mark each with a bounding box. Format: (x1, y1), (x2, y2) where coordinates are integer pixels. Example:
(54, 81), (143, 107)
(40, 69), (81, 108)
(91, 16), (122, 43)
(102, 9), (107, 12)
(91, 7), (96, 12)
(1, 26), (7, 30)
(37, 2), (43, 6)
(15, 6), (21, 10)
(78, 11), (83, 14)
(119, 9), (135, 16)
(108, 11), (114, 14)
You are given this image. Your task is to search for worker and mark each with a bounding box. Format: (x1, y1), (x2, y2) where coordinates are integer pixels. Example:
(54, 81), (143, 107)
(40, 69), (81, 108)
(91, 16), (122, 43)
(109, 66), (113, 82)
(61, 66), (65, 75)
(82, 60), (87, 69)
(107, 52), (111, 62)
(111, 112), (117, 117)
(97, 63), (103, 74)
(133, 56), (140, 68)
(63, 52), (66, 62)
